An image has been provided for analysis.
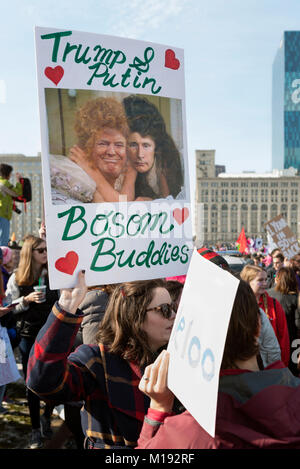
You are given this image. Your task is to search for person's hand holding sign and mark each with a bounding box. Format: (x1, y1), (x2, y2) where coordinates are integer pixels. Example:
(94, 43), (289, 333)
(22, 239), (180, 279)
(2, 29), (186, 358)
(59, 269), (87, 314)
(139, 350), (174, 413)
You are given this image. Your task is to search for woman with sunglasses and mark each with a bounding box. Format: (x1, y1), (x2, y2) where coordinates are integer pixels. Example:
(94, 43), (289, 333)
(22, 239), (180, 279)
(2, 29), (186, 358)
(5, 235), (58, 449)
(27, 273), (177, 449)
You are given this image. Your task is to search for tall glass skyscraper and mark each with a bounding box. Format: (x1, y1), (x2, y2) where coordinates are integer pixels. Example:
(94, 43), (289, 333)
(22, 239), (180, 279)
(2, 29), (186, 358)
(272, 31), (300, 171)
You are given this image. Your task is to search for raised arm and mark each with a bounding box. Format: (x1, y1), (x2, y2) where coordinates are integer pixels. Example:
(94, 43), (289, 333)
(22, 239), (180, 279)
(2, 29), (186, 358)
(26, 271), (101, 403)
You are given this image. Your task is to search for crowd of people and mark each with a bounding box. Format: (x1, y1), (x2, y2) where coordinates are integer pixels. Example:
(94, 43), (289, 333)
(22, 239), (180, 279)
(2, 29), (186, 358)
(0, 221), (300, 450)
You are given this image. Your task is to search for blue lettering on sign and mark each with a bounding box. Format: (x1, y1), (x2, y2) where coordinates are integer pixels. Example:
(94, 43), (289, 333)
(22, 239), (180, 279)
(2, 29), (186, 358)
(173, 313), (215, 381)
(188, 336), (201, 368)
(201, 348), (215, 381)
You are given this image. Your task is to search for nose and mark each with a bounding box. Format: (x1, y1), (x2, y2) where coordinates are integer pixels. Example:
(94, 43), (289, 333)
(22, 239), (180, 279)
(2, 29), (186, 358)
(107, 143), (116, 155)
(136, 144), (145, 160)
(170, 309), (176, 320)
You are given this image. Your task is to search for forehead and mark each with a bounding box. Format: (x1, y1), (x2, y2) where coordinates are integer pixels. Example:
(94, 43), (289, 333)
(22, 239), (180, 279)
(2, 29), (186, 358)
(128, 132), (155, 145)
(255, 271), (267, 280)
(95, 127), (126, 141)
(148, 287), (171, 307)
(34, 241), (46, 249)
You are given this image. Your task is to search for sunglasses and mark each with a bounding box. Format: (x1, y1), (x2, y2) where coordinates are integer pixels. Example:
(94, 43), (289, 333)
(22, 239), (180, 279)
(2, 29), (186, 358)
(145, 302), (177, 319)
(33, 247), (47, 254)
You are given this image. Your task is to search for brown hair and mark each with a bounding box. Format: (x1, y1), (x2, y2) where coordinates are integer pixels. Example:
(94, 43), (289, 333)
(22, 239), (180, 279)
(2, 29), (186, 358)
(165, 280), (183, 302)
(273, 252), (284, 263)
(0, 164), (13, 179)
(275, 267), (299, 295)
(240, 264), (265, 284)
(221, 280), (260, 369)
(97, 278), (167, 367)
(15, 236), (46, 286)
(74, 97), (129, 161)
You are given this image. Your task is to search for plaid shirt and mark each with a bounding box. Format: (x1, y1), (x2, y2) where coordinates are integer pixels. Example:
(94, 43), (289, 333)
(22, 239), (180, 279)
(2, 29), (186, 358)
(27, 302), (149, 448)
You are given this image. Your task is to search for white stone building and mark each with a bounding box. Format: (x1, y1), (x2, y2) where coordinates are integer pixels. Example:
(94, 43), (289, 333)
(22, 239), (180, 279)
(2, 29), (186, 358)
(195, 151), (300, 246)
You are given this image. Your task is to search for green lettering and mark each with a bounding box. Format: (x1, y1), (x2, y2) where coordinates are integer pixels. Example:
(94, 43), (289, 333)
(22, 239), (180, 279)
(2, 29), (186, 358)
(93, 46), (114, 64)
(142, 76), (162, 95)
(90, 238), (116, 272)
(180, 244), (190, 264)
(163, 244), (172, 264)
(40, 30), (72, 62)
(90, 212), (112, 237)
(87, 63), (119, 87)
(127, 214), (142, 236)
(133, 71), (142, 89)
(116, 249), (136, 268)
(150, 242), (168, 266)
(62, 42), (78, 62)
(109, 212), (125, 238)
(121, 68), (131, 87)
(136, 241), (155, 267)
(110, 50), (126, 69)
(58, 206), (87, 240)
(74, 44), (91, 64)
(171, 245), (180, 262)
(129, 47), (155, 73)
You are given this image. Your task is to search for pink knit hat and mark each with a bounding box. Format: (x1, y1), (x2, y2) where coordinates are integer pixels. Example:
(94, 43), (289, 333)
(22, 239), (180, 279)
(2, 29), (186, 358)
(165, 275), (186, 284)
(0, 246), (12, 265)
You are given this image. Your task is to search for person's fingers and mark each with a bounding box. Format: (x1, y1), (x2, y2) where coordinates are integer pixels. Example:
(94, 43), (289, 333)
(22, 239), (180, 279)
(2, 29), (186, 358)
(147, 350), (166, 390)
(139, 364), (152, 393)
(155, 351), (170, 390)
(77, 269), (86, 287)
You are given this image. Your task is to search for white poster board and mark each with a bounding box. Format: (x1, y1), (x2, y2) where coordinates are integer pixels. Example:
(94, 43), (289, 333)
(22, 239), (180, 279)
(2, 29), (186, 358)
(35, 27), (192, 289)
(167, 249), (240, 437)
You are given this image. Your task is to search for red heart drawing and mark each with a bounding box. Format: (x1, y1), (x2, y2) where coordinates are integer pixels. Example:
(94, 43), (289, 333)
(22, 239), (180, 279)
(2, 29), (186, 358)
(165, 49), (180, 70)
(173, 207), (189, 225)
(55, 251), (79, 275)
(44, 66), (64, 85)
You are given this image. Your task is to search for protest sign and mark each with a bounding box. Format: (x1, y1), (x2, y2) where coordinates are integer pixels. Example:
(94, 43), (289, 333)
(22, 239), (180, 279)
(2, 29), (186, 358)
(35, 27), (192, 288)
(167, 249), (239, 437)
(264, 214), (300, 259)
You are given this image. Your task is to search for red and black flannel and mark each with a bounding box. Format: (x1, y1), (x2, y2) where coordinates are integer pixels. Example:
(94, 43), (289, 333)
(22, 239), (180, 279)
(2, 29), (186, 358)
(27, 302), (150, 448)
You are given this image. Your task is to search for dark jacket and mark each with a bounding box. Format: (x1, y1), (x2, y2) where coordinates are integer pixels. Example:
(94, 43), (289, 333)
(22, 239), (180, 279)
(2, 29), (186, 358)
(267, 288), (300, 343)
(78, 289), (109, 345)
(27, 303), (150, 449)
(5, 273), (59, 339)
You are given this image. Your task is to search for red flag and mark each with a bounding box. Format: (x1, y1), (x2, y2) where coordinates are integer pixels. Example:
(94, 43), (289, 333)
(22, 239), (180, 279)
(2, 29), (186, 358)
(236, 227), (247, 253)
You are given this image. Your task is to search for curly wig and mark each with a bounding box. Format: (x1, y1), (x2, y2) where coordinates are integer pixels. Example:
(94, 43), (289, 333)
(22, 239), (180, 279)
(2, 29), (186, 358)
(74, 97), (129, 161)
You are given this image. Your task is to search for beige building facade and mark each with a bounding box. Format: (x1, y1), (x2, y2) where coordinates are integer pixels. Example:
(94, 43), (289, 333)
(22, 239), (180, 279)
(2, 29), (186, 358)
(1, 154), (43, 242)
(195, 150), (300, 246)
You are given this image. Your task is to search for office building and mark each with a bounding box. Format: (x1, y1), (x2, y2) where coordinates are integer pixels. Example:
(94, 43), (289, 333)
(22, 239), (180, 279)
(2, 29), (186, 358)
(195, 150), (300, 246)
(272, 31), (300, 171)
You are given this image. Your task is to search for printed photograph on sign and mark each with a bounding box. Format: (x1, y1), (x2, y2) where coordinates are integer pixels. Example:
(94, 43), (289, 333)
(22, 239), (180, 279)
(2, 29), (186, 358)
(45, 89), (185, 205)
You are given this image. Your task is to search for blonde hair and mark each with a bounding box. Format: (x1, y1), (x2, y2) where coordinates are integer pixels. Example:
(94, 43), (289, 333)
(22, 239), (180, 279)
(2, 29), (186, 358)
(15, 236), (46, 286)
(74, 97), (129, 161)
(240, 264), (265, 284)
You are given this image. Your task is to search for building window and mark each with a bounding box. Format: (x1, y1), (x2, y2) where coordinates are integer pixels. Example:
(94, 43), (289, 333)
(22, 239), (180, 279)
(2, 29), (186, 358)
(230, 204), (238, 233)
(241, 204), (248, 232)
(270, 204), (278, 219)
(281, 204), (288, 220)
(221, 204), (228, 233)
